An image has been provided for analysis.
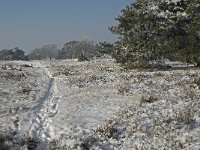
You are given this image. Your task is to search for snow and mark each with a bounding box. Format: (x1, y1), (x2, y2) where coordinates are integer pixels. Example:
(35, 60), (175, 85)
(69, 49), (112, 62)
(0, 58), (200, 149)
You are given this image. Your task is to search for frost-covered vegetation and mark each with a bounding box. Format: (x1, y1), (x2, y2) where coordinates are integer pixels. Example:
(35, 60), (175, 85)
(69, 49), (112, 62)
(0, 0), (200, 149)
(0, 59), (200, 149)
(46, 59), (200, 149)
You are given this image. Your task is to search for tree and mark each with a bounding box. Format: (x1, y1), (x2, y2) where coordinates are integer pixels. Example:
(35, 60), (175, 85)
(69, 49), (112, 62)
(58, 41), (79, 59)
(41, 44), (58, 60)
(157, 0), (200, 66)
(58, 40), (97, 60)
(110, 0), (164, 68)
(175, 0), (200, 66)
(28, 48), (43, 60)
(0, 47), (27, 60)
(28, 44), (58, 60)
(96, 41), (114, 56)
(110, 0), (200, 68)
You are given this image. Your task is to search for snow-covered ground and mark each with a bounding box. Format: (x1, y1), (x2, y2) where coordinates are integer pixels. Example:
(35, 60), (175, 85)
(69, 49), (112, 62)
(0, 59), (200, 149)
(0, 61), (57, 149)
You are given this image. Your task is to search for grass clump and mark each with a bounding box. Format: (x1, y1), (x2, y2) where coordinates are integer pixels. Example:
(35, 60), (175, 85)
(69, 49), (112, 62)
(17, 83), (32, 95)
(194, 77), (200, 88)
(140, 95), (158, 106)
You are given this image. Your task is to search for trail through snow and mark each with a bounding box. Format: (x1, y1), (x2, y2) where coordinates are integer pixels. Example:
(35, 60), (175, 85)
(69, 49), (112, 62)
(28, 63), (60, 149)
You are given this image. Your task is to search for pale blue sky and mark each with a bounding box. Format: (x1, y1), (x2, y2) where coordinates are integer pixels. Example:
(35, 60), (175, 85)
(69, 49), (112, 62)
(0, 0), (134, 53)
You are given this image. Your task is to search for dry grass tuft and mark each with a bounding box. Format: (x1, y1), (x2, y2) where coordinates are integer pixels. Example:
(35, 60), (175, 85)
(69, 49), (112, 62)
(140, 95), (158, 106)
(17, 83), (32, 95)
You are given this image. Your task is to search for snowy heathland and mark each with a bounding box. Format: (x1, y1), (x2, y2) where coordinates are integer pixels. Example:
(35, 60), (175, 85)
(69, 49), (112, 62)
(0, 58), (200, 149)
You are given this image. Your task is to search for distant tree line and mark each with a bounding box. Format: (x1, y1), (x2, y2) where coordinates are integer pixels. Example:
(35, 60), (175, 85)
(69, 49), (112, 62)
(28, 40), (114, 61)
(0, 40), (115, 61)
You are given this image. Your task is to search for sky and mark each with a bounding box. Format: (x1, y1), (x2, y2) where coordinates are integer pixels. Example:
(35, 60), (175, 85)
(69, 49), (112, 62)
(0, 0), (134, 53)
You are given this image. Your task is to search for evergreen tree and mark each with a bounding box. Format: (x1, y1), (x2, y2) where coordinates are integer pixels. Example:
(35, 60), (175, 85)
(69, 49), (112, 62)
(96, 42), (114, 56)
(110, 0), (200, 68)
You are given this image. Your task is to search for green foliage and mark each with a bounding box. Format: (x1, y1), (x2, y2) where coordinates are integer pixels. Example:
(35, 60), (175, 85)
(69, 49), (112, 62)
(96, 41), (114, 56)
(167, 0), (200, 65)
(110, 0), (200, 69)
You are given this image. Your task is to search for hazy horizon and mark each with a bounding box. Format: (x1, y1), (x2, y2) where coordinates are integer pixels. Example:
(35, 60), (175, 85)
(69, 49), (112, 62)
(0, 0), (133, 53)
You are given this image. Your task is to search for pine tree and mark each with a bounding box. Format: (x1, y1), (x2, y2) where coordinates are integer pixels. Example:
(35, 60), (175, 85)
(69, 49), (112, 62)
(110, 0), (200, 68)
